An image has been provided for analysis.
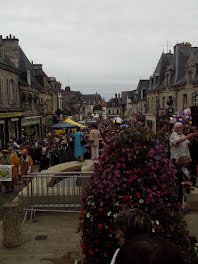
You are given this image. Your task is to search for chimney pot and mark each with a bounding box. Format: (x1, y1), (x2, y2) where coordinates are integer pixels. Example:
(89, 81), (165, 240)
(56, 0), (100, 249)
(0, 35), (2, 39)
(13, 36), (15, 39)
(6, 36), (8, 39)
(9, 34), (12, 38)
(169, 50), (171, 54)
(115, 93), (117, 98)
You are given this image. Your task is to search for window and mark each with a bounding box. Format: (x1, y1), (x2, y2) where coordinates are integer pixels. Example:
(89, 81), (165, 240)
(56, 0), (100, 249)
(162, 97), (165, 109)
(27, 70), (31, 86)
(183, 94), (187, 109)
(112, 103), (115, 107)
(151, 97), (154, 113)
(108, 109), (111, 114)
(147, 97), (150, 112)
(7, 79), (16, 104)
(188, 71), (193, 82)
(117, 109), (119, 114)
(0, 79), (4, 104)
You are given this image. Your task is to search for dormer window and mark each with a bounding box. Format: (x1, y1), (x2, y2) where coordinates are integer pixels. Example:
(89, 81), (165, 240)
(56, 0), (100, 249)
(112, 103), (115, 107)
(188, 71), (193, 82)
(27, 70), (31, 86)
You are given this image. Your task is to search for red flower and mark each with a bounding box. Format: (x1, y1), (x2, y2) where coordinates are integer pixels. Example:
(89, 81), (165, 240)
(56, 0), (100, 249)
(135, 192), (140, 198)
(81, 243), (85, 248)
(95, 248), (99, 252)
(99, 207), (104, 212)
(88, 249), (94, 255)
(146, 198), (150, 204)
(95, 240), (99, 245)
(98, 224), (103, 229)
(98, 168), (103, 172)
(98, 198), (102, 202)
(123, 195), (129, 200)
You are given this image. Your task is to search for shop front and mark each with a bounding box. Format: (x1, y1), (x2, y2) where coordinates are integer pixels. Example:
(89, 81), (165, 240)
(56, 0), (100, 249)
(0, 112), (23, 149)
(22, 116), (41, 138)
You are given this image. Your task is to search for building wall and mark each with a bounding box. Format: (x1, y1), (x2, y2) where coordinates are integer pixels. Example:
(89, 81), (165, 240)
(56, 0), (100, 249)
(0, 68), (20, 110)
(106, 107), (120, 117)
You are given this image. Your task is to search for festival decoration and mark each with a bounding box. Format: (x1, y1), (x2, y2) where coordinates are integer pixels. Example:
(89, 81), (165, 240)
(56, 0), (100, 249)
(0, 165), (12, 181)
(80, 128), (197, 264)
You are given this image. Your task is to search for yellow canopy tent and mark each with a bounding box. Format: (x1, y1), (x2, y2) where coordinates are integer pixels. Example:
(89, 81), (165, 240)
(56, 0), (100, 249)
(64, 118), (86, 128)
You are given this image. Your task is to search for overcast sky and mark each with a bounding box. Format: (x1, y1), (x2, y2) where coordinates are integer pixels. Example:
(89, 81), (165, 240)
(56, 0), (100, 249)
(1, 0), (198, 99)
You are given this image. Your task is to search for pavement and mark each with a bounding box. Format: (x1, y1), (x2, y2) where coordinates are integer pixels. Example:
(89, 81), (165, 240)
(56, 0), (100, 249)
(0, 186), (197, 264)
(185, 187), (198, 241)
(0, 213), (82, 264)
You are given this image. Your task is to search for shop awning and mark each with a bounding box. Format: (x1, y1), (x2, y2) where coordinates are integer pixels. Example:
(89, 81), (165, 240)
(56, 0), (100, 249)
(64, 118), (86, 128)
(50, 123), (77, 129)
(22, 116), (41, 126)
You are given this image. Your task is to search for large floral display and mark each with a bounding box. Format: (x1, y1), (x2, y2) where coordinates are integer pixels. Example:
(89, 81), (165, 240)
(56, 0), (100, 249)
(80, 128), (197, 264)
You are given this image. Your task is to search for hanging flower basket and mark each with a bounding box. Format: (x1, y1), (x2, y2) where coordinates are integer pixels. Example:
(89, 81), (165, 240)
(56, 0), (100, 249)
(80, 127), (197, 264)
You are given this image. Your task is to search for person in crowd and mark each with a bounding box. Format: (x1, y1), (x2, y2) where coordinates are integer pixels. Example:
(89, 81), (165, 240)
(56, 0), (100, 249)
(40, 142), (50, 171)
(9, 138), (20, 152)
(69, 127), (86, 162)
(175, 155), (193, 208)
(189, 126), (198, 181)
(88, 124), (101, 160)
(169, 122), (197, 162)
(18, 149), (34, 180)
(110, 208), (152, 264)
(7, 147), (19, 187)
(115, 234), (184, 264)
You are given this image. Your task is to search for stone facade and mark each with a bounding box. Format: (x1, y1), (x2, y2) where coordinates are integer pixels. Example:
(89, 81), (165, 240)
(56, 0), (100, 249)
(130, 42), (198, 133)
(0, 35), (22, 148)
(106, 94), (121, 118)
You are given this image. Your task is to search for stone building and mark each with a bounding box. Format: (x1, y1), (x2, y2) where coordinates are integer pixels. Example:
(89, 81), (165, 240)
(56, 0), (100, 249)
(145, 42), (198, 132)
(62, 87), (83, 120)
(127, 80), (149, 125)
(0, 34), (62, 143)
(82, 93), (102, 118)
(0, 35), (22, 148)
(106, 94), (121, 118)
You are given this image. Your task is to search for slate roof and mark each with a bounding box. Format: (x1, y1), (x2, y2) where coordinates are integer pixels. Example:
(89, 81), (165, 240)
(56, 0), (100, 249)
(121, 91), (131, 104)
(82, 93), (102, 105)
(148, 43), (198, 92)
(0, 52), (20, 73)
(106, 97), (120, 107)
(19, 47), (43, 90)
(136, 80), (149, 99)
(148, 52), (175, 91)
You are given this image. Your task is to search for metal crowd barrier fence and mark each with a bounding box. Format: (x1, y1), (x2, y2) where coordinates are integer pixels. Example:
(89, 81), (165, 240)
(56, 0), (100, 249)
(18, 171), (93, 223)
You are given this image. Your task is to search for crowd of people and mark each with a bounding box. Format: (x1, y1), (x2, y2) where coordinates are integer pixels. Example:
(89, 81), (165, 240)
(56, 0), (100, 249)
(1, 119), (198, 209)
(0, 120), (121, 192)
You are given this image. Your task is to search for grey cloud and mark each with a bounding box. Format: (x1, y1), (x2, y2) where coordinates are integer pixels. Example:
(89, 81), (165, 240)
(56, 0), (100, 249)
(1, 0), (198, 99)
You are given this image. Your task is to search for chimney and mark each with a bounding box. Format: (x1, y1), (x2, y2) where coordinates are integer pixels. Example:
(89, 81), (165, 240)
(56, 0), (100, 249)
(115, 93), (117, 98)
(118, 94), (120, 98)
(174, 42), (192, 83)
(0, 35), (2, 39)
(32, 64), (42, 70)
(169, 50), (172, 54)
(3, 35), (19, 68)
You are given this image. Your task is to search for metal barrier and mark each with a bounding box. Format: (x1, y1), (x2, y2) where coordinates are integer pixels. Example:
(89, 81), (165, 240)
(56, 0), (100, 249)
(18, 171), (93, 223)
